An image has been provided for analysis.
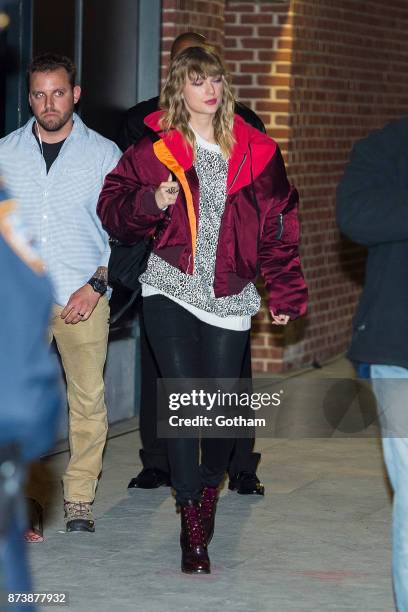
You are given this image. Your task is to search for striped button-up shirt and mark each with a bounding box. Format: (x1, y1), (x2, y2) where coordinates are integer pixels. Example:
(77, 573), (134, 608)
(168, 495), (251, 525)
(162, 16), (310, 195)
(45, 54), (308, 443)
(0, 114), (121, 306)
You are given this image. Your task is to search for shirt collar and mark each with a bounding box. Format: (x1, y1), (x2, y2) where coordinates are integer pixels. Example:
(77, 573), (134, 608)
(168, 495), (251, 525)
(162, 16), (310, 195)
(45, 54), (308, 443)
(23, 112), (85, 146)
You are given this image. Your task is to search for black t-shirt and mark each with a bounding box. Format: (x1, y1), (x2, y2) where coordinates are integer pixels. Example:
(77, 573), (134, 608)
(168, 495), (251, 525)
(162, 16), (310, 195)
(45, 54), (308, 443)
(41, 140), (66, 173)
(32, 124), (66, 173)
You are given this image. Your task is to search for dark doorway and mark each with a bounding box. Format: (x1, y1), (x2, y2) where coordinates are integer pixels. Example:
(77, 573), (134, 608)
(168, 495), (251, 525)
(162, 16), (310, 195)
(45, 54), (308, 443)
(80, 0), (138, 143)
(31, 0), (139, 144)
(32, 0), (76, 59)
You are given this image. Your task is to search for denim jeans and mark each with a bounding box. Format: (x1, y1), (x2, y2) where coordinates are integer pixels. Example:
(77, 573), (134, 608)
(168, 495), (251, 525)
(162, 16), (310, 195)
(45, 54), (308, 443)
(370, 364), (408, 612)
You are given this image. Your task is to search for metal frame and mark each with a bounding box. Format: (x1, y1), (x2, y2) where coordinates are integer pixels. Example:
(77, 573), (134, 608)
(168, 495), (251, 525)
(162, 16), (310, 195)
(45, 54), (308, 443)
(74, 0), (83, 85)
(4, 0), (32, 133)
(136, 0), (161, 102)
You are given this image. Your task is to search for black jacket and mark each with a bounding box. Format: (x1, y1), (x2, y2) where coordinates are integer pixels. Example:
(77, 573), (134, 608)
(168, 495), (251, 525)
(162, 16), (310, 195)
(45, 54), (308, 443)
(119, 96), (266, 151)
(336, 117), (408, 367)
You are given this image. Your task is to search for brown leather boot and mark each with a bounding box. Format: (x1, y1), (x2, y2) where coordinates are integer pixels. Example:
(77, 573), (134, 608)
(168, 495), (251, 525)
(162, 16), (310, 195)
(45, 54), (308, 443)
(200, 486), (218, 545)
(180, 500), (210, 574)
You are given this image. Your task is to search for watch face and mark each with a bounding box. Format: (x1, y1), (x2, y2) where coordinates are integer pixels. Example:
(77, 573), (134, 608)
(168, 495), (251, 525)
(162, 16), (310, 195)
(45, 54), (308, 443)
(89, 278), (107, 294)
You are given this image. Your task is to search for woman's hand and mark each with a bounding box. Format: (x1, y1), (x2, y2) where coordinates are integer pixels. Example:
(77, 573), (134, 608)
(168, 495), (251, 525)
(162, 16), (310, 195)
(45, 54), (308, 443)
(270, 312), (290, 326)
(155, 173), (180, 210)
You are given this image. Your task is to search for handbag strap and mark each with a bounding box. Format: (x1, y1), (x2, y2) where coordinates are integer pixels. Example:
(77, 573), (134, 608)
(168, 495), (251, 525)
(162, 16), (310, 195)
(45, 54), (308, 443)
(109, 127), (176, 326)
(109, 287), (140, 326)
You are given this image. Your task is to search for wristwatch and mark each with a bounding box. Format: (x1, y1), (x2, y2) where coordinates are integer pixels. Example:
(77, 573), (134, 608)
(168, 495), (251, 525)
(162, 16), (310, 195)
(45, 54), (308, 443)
(87, 277), (107, 295)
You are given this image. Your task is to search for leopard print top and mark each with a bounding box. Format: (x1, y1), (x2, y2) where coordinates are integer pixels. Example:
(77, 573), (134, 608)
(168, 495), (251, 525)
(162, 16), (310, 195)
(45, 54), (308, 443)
(140, 140), (260, 318)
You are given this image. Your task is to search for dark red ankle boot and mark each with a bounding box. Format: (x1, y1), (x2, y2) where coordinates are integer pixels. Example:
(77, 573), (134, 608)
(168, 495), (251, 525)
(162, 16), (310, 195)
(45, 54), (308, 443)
(180, 500), (210, 574)
(200, 486), (218, 545)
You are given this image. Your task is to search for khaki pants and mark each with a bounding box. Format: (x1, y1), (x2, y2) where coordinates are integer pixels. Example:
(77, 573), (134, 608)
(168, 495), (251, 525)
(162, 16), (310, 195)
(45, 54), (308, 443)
(51, 297), (110, 502)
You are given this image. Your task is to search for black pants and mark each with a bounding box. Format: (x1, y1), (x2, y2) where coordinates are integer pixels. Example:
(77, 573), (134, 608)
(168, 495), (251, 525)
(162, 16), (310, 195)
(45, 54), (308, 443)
(138, 305), (170, 472)
(138, 303), (260, 476)
(143, 295), (249, 503)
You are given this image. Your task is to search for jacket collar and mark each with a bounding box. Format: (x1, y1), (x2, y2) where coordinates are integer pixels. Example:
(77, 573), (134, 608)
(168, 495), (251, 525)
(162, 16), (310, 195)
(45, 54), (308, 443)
(144, 110), (276, 193)
(144, 111), (194, 170)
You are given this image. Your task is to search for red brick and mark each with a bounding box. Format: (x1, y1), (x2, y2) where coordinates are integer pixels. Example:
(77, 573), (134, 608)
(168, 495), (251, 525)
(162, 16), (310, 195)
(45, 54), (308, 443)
(259, 2), (290, 12)
(225, 25), (254, 37)
(276, 89), (289, 100)
(257, 26), (287, 38)
(241, 38), (276, 50)
(275, 64), (291, 75)
(240, 62), (274, 74)
(238, 14), (279, 24)
(236, 87), (272, 100)
(274, 115), (290, 126)
(257, 75), (292, 87)
(255, 101), (290, 113)
(278, 39), (292, 50)
(225, 49), (255, 61)
(230, 3), (256, 12)
(231, 74), (253, 86)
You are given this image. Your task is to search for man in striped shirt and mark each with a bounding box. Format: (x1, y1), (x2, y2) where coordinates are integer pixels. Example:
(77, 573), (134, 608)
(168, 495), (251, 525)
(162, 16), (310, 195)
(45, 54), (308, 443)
(0, 53), (121, 534)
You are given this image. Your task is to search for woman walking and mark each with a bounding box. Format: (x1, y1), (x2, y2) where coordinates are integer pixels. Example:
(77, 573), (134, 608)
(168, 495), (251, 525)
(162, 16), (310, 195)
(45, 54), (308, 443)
(97, 46), (307, 574)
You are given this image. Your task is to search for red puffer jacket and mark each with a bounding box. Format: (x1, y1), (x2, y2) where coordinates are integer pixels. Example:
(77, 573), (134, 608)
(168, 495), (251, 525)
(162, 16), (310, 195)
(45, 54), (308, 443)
(97, 112), (307, 319)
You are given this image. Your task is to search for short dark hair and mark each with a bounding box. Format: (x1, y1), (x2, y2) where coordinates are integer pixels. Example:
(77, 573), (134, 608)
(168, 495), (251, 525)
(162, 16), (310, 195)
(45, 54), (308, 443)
(27, 53), (76, 90)
(170, 32), (207, 59)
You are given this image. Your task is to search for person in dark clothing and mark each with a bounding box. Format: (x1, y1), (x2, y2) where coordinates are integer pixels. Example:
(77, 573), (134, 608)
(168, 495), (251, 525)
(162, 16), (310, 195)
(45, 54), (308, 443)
(122, 32), (266, 495)
(336, 117), (408, 611)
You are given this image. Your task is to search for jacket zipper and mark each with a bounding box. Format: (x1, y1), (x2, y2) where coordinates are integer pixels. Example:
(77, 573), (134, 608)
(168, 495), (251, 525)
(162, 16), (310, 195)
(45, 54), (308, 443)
(227, 153), (247, 195)
(276, 213), (283, 240)
(187, 253), (193, 274)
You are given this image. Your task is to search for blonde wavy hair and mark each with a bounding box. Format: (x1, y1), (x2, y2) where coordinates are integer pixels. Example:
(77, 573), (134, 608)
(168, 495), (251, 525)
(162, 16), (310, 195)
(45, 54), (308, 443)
(159, 46), (235, 159)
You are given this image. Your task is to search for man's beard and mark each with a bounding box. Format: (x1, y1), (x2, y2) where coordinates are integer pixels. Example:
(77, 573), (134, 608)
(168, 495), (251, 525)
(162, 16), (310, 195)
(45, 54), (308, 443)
(35, 107), (73, 133)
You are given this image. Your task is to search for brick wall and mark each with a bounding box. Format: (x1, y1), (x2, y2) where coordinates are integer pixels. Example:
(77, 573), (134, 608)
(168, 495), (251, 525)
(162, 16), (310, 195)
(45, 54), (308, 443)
(160, 0), (408, 372)
(224, 0), (408, 372)
(225, 1), (294, 372)
(161, 0), (225, 80)
(287, 0), (408, 370)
